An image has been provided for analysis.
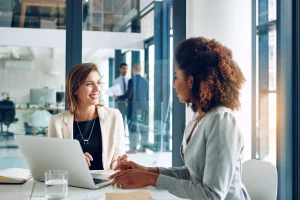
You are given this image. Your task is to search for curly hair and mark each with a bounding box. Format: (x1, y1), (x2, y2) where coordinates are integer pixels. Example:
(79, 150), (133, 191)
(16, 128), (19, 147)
(175, 37), (245, 112)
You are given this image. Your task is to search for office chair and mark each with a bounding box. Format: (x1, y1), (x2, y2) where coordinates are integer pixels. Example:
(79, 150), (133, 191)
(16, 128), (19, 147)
(242, 159), (277, 200)
(0, 98), (18, 139)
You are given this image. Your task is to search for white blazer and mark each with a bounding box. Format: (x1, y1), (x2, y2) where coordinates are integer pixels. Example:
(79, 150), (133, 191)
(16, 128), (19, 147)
(47, 105), (125, 170)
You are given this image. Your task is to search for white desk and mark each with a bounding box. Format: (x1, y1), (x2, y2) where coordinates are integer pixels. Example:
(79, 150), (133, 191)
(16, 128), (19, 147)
(0, 178), (35, 200)
(0, 178), (182, 200)
(31, 181), (182, 200)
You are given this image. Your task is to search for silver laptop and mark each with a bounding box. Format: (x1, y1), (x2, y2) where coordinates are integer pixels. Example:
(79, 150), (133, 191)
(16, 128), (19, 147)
(14, 135), (113, 189)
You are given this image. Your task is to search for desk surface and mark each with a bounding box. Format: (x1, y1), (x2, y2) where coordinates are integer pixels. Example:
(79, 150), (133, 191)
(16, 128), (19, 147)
(0, 178), (35, 200)
(1, 178), (183, 200)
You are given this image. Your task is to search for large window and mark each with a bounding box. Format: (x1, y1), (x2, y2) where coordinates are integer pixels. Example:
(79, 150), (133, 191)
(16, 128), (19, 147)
(0, 0), (174, 172)
(255, 0), (277, 165)
(81, 0), (173, 168)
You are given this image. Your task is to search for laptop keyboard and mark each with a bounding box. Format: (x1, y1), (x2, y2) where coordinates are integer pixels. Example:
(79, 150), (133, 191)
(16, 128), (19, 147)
(93, 178), (109, 185)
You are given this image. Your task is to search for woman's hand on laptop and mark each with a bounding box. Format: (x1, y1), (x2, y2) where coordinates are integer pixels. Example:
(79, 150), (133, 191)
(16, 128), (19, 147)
(117, 154), (129, 164)
(84, 152), (93, 167)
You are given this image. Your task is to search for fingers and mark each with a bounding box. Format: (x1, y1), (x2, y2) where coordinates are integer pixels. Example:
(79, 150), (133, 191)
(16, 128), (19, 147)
(113, 161), (133, 171)
(121, 183), (136, 189)
(109, 171), (127, 180)
(120, 154), (129, 162)
(113, 177), (129, 188)
(84, 152), (93, 161)
(85, 156), (91, 167)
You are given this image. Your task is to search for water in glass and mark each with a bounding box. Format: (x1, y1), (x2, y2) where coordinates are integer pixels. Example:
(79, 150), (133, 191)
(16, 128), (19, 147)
(45, 179), (68, 199)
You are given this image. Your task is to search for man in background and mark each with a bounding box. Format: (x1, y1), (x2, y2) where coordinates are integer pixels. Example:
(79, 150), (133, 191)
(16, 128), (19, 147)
(114, 64), (149, 153)
(113, 63), (130, 127)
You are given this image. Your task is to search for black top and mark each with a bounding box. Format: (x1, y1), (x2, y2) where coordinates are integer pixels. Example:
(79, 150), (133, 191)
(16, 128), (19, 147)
(73, 117), (103, 170)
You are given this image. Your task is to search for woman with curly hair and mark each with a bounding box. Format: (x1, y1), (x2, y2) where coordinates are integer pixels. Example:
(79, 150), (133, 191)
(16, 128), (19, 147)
(109, 37), (250, 200)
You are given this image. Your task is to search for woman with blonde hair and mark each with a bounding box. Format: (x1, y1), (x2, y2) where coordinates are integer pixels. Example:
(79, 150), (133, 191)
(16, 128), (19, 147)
(48, 63), (127, 170)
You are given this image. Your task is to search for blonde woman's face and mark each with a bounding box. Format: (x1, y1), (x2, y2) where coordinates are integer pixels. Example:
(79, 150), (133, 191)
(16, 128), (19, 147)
(75, 71), (101, 107)
(173, 66), (193, 103)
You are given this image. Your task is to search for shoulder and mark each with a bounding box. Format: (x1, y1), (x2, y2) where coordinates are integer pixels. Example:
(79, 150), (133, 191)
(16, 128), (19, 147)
(49, 110), (71, 126)
(206, 106), (236, 121)
(51, 110), (70, 120)
(142, 76), (148, 83)
(97, 105), (121, 118)
(203, 106), (241, 136)
(113, 76), (120, 83)
(103, 106), (120, 115)
(203, 106), (238, 131)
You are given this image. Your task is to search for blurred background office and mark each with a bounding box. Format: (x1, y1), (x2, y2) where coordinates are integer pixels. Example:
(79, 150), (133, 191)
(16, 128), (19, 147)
(0, 1), (299, 199)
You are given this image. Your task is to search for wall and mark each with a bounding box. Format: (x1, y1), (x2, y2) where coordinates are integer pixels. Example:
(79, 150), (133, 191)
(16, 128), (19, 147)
(0, 28), (146, 49)
(186, 0), (252, 161)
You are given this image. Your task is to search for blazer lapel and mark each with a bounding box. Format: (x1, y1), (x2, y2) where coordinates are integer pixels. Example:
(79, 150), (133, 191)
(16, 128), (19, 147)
(97, 105), (109, 169)
(62, 111), (74, 139)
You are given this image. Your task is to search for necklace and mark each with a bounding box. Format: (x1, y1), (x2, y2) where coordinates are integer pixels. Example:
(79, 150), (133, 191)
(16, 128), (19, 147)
(75, 114), (96, 145)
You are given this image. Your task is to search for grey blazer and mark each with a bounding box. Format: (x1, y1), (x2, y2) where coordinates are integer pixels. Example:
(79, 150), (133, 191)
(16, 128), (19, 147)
(156, 106), (250, 200)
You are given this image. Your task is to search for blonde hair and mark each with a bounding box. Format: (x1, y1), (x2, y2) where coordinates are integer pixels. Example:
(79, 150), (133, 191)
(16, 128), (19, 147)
(66, 63), (100, 114)
(132, 63), (141, 72)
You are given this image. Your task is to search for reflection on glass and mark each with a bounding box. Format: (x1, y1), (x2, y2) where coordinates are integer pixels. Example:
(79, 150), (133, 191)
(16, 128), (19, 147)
(0, 0), (66, 29)
(268, 0), (276, 21)
(141, 10), (154, 39)
(269, 30), (276, 91)
(83, 0), (138, 32)
(125, 51), (132, 77)
(267, 93), (276, 165)
(169, 36), (173, 151)
(148, 45), (155, 145)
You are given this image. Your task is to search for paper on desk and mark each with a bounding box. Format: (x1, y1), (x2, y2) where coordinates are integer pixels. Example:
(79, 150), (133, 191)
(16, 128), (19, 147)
(105, 84), (123, 97)
(0, 168), (31, 181)
(106, 190), (152, 200)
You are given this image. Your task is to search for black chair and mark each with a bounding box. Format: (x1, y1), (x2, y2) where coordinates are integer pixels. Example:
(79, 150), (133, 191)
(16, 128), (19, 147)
(0, 99), (18, 139)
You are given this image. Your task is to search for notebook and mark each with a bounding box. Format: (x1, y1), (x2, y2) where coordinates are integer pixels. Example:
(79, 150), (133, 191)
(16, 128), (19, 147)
(106, 190), (152, 200)
(0, 168), (31, 184)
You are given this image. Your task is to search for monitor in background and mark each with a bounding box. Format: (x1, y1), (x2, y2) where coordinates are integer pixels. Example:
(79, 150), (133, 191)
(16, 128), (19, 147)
(56, 91), (65, 104)
(30, 88), (56, 104)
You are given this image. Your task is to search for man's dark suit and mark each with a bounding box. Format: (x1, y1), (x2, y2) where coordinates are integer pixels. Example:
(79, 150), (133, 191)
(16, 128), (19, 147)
(117, 74), (149, 150)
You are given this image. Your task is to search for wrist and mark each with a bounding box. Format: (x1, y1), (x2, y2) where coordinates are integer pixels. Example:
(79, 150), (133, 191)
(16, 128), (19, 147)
(146, 167), (159, 174)
(148, 173), (159, 187)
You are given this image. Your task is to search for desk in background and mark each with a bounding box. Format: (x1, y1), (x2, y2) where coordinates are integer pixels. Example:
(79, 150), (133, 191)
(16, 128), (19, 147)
(15, 106), (65, 112)
(16, 106), (65, 136)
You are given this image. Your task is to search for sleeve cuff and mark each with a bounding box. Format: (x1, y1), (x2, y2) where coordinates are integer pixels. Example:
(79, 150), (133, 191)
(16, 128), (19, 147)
(156, 174), (174, 190)
(157, 167), (168, 175)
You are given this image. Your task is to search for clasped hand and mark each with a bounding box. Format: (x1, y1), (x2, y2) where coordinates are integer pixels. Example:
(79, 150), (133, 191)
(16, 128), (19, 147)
(109, 156), (158, 189)
(84, 153), (129, 167)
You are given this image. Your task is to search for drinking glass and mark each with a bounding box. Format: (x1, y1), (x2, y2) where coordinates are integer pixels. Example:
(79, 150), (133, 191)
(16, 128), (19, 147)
(45, 170), (68, 199)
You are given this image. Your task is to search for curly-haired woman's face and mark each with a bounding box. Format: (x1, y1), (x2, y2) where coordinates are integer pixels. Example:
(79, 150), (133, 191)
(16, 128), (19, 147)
(173, 66), (193, 103)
